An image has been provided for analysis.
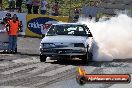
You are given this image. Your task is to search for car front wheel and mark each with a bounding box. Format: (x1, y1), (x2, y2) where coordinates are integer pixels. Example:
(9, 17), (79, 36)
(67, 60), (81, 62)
(82, 52), (93, 63)
(40, 54), (47, 62)
(15, 47), (17, 53)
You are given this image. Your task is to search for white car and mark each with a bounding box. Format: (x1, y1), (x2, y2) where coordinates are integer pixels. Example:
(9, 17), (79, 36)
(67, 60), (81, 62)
(0, 23), (9, 51)
(40, 23), (94, 63)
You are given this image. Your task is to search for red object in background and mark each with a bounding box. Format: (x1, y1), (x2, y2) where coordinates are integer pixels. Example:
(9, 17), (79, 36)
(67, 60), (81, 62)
(43, 24), (52, 30)
(8, 20), (19, 36)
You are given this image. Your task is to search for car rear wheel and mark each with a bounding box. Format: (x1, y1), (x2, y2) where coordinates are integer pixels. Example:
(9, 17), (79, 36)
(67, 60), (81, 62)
(40, 54), (47, 62)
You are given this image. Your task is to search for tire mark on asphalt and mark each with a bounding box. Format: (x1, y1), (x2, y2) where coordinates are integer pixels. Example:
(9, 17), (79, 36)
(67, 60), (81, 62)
(10, 65), (76, 87)
(0, 63), (68, 86)
(0, 63), (52, 81)
(0, 63), (33, 73)
(34, 67), (77, 88)
(0, 57), (39, 73)
(0, 63), (51, 75)
(38, 65), (76, 76)
(16, 67), (76, 87)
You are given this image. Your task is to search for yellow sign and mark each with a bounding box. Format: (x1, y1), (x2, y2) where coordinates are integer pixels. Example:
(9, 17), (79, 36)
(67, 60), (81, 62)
(26, 14), (69, 37)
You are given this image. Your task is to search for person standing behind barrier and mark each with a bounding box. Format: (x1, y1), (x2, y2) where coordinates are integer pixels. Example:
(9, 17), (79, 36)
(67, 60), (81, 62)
(7, 14), (20, 54)
(16, 0), (23, 12)
(1, 13), (12, 26)
(1, 13), (12, 53)
(81, 1), (98, 20)
(0, 0), (2, 10)
(8, 0), (15, 11)
(40, 0), (48, 15)
(73, 8), (80, 22)
(32, 0), (40, 14)
(26, 0), (32, 14)
(51, 1), (60, 16)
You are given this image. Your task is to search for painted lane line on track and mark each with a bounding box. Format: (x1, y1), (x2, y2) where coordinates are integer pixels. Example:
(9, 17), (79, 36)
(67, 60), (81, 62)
(1, 63), (51, 75)
(38, 65), (76, 77)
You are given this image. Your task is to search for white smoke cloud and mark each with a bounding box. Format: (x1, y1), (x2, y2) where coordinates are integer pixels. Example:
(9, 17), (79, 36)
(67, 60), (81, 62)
(79, 14), (132, 61)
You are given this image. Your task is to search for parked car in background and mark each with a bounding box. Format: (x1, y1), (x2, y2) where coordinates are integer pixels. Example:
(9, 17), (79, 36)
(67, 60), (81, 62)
(40, 23), (94, 63)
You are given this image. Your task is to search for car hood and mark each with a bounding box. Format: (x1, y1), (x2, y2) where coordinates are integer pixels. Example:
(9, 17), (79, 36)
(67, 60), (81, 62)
(41, 35), (87, 44)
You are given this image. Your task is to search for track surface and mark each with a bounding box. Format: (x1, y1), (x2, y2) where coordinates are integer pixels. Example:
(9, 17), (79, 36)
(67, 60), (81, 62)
(0, 37), (131, 88)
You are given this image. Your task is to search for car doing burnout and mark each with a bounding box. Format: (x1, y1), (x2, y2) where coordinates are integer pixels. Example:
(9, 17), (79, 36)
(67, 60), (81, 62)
(40, 23), (94, 63)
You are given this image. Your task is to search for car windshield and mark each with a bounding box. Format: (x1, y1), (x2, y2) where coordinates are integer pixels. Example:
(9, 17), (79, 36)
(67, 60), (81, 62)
(46, 24), (88, 36)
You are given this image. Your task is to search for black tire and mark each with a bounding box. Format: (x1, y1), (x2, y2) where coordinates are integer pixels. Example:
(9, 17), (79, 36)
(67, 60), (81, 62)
(82, 45), (93, 63)
(82, 52), (93, 63)
(40, 54), (47, 62)
(88, 52), (93, 61)
(82, 52), (88, 63)
(15, 47), (17, 53)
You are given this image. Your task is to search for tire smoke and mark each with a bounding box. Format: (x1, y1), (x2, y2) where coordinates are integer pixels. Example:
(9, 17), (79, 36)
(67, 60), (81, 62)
(79, 14), (132, 61)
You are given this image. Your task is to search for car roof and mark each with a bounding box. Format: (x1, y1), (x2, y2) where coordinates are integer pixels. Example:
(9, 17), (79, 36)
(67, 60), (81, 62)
(52, 23), (85, 26)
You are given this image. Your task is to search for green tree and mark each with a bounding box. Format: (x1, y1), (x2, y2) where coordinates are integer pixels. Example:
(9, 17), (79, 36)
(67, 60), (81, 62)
(2, 0), (96, 16)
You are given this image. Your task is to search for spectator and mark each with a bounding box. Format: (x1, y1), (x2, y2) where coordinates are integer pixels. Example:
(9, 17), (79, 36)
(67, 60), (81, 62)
(8, 0), (15, 11)
(40, 0), (48, 15)
(16, 0), (23, 12)
(0, 0), (2, 10)
(1, 13), (12, 25)
(2, 13), (12, 53)
(51, 1), (60, 16)
(7, 14), (21, 54)
(73, 8), (80, 22)
(26, 0), (33, 14)
(32, 0), (40, 14)
(81, 1), (99, 20)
